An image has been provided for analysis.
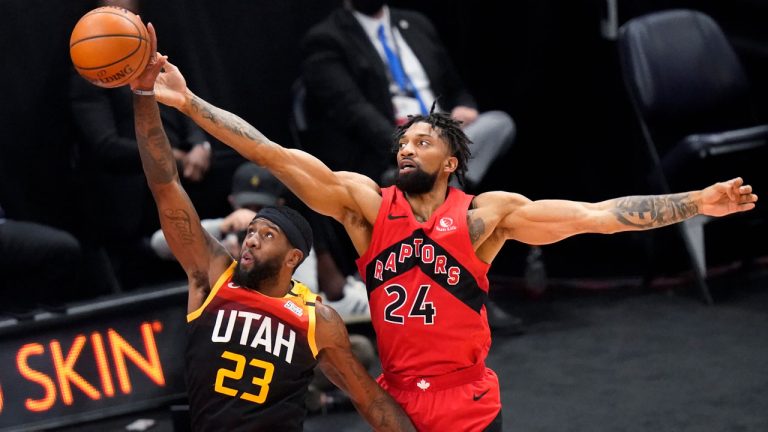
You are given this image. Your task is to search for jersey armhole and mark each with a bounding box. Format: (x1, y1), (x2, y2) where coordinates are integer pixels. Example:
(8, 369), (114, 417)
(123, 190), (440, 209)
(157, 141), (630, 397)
(307, 293), (320, 358)
(187, 261), (237, 322)
(357, 186), (396, 267)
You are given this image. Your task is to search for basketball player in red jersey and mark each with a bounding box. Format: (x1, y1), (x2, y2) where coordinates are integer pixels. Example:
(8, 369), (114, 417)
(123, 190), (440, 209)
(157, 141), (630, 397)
(143, 26), (758, 431)
(127, 25), (414, 432)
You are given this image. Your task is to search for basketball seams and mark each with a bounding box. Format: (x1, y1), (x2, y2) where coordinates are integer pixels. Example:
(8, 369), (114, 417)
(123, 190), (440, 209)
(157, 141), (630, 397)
(71, 9), (148, 43)
(70, 6), (150, 87)
(70, 34), (145, 48)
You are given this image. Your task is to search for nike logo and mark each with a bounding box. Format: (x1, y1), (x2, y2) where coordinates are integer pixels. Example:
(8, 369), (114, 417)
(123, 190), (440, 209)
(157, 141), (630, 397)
(387, 214), (407, 220)
(473, 389), (490, 401)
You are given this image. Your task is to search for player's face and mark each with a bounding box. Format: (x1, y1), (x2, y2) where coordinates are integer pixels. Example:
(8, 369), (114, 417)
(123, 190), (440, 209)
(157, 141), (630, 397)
(233, 219), (289, 289)
(395, 122), (451, 194)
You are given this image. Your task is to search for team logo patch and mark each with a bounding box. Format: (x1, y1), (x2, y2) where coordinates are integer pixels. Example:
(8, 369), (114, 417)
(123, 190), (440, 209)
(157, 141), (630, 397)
(416, 379), (431, 391)
(284, 300), (304, 317)
(436, 216), (456, 232)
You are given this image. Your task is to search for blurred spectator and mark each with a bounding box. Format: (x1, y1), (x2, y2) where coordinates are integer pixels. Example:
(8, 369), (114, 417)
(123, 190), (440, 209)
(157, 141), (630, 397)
(151, 162), (368, 322)
(0, 204), (81, 314)
(151, 162), (318, 292)
(152, 162), (369, 323)
(70, 75), (211, 290)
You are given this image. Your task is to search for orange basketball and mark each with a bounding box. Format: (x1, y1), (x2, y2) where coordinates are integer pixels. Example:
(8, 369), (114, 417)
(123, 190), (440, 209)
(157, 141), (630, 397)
(69, 6), (150, 88)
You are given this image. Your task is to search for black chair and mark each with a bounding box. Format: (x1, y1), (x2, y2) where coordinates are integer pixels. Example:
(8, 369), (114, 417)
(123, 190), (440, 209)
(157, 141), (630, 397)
(617, 9), (768, 303)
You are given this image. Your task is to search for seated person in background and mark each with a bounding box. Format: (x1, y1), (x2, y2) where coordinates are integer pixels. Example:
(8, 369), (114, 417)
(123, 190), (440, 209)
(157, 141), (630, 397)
(70, 68), (217, 290)
(0, 204), (81, 315)
(151, 162), (317, 292)
(152, 161), (370, 322)
(307, 214), (371, 322)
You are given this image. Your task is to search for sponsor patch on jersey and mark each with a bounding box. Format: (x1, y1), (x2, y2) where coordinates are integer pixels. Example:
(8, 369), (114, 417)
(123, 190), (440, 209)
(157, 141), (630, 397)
(436, 216), (457, 232)
(284, 300), (303, 317)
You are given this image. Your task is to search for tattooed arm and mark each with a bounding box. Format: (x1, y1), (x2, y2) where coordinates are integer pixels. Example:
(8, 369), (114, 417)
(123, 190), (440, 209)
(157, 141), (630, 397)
(472, 178), (757, 248)
(314, 303), (415, 432)
(150, 58), (381, 227)
(131, 26), (233, 313)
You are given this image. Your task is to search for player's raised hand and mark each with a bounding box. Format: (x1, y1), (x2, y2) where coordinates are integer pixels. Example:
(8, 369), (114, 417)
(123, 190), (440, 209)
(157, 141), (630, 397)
(129, 22), (167, 93)
(153, 57), (189, 110)
(700, 177), (758, 217)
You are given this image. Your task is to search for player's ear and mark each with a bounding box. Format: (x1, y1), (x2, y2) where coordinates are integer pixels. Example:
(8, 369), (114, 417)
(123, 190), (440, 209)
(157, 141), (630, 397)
(285, 249), (303, 269)
(444, 156), (458, 173)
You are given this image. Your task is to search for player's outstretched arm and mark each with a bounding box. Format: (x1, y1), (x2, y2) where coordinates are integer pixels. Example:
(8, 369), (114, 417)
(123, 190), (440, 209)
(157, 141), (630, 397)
(314, 303), (416, 432)
(491, 177), (757, 245)
(150, 55), (369, 221)
(131, 24), (232, 312)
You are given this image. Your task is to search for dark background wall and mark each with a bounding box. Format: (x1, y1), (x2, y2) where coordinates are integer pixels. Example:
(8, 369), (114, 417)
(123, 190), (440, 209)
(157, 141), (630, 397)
(1, 0), (766, 283)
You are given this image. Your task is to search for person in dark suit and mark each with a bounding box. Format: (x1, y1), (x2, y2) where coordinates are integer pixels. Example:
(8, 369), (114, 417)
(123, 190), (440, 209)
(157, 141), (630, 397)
(299, 0), (519, 331)
(300, 0), (515, 188)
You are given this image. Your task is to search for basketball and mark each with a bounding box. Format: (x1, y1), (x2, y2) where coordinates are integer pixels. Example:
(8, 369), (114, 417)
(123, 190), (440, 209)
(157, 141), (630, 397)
(69, 6), (150, 88)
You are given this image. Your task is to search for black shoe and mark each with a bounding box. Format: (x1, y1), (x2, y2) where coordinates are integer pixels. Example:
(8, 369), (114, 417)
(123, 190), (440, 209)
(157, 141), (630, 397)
(486, 300), (524, 335)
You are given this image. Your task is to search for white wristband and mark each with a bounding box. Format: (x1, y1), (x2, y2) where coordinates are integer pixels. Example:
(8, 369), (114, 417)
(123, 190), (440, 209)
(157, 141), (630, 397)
(132, 88), (155, 96)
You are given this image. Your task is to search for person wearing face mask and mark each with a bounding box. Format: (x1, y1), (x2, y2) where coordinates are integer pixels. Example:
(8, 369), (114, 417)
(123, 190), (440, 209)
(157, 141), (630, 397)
(300, 0), (515, 190)
(298, 0), (522, 333)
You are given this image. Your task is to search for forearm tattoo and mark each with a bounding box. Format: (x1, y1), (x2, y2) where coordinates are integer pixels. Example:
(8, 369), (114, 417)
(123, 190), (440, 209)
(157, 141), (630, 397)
(189, 95), (268, 143)
(612, 193), (699, 229)
(163, 209), (195, 245)
(134, 96), (176, 184)
(365, 396), (414, 431)
(468, 214), (486, 244)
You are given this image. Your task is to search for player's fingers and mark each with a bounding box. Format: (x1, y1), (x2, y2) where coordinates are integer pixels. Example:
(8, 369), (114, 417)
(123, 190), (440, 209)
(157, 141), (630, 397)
(147, 22), (157, 58)
(739, 185), (752, 195)
(162, 57), (179, 73)
(738, 202), (756, 212)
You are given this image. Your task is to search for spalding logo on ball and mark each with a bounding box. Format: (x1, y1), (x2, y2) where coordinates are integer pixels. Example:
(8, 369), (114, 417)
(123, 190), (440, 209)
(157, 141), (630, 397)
(70, 6), (150, 88)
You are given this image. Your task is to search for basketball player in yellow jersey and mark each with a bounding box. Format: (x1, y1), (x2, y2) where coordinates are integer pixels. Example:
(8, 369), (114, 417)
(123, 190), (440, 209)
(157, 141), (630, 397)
(128, 24), (414, 432)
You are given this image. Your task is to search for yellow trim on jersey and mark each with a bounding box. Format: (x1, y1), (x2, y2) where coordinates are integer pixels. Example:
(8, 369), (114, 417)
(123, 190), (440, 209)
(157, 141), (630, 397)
(292, 280), (320, 358)
(187, 261), (237, 322)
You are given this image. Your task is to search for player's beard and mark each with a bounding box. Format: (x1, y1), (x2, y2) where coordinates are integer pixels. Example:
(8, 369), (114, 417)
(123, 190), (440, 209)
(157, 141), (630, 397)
(232, 254), (283, 290)
(396, 166), (438, 195)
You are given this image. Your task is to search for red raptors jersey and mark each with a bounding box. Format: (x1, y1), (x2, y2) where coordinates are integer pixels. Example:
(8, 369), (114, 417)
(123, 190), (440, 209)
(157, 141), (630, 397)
(185, 262), (319, 431)
(356, 186), (491, 378)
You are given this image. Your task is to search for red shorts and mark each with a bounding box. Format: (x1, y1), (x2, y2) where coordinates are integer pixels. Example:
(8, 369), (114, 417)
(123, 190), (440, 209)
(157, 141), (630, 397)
(377, 364), (501, 431)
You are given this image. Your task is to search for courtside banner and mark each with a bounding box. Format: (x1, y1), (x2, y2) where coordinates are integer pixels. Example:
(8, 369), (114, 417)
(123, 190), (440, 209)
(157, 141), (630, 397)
(0, 286), (188, 432)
